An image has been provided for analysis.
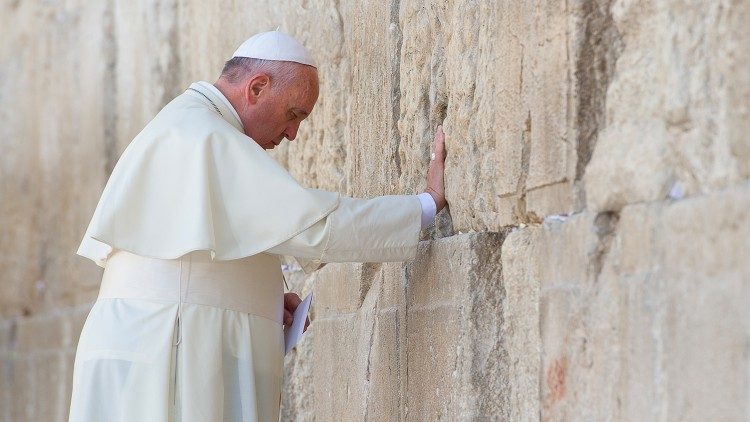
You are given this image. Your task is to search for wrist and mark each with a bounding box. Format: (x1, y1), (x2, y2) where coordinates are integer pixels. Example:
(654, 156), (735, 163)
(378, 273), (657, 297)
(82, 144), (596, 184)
(416, 192), (437, 229)
(425, 188), (444, 212)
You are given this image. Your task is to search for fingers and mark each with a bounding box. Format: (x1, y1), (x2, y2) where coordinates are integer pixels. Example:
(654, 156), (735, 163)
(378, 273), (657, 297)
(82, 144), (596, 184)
(432, 125), (446, 161)
(284, 293), (300, 327)
(286, 313), (312, 332)
(283, 309), (293, 327)
(426, 123), (448, 211)
(284, 292), (302, 311)
(435, 125), (445, 145)
(284, 292), (313, 332)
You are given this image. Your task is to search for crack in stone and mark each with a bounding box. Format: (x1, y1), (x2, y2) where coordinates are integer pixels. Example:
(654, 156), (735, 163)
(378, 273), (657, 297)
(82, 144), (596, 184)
(359, 262), (382, 305)
(574, 0), (624, 181)
(467, 232), (510, 417)
(514, 111), (534, 223)
(525, 179), (569, 193)
(402, 259), (414, 421)
(362, 300), (379, 420)
(390, 0), (403, 179)
(590, 210), (620, 283)
(102, 0), (118, 177)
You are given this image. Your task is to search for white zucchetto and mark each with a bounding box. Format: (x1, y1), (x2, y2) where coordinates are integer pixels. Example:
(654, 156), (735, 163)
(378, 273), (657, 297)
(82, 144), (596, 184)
(232, 30), (317, 68)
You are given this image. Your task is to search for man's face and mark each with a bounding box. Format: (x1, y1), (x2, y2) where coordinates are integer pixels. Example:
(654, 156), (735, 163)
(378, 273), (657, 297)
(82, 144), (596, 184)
(242, 65), (319, 149)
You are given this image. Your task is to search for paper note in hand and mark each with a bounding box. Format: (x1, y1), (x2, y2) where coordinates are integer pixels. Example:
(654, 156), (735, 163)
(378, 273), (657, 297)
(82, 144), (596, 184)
(284, 291), (313, 355)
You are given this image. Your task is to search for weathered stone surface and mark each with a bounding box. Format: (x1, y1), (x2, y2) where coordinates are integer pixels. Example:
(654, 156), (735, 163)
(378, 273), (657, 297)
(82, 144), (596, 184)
(0, 0), (109, 319)
(1, 0), (748, 420)
(504, 183), (750, 421)
(296, 233), (514, 420)
(16, 313), (65, 352)
(397, 1), (578, 231)
(585, 0), (749, 212)
(500, 228), (541, 422)
(0, 352), (9, 422)
(657, 185), (750, 421)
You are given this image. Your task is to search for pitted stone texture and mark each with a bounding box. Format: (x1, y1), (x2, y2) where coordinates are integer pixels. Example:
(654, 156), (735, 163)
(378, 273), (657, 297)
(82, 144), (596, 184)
(0, 0), (111, 318)
(500, 228), (542, 422)
(300, 233), (523, 420)
(114, 0), (182, 155)
(398, 1), (583, 231)
(278, 257), (317, 421)
(0, 304), (90, 422)
(1, 0), (749, 420)
(656, 185), (750, 421)
(511, 183), (750, 420)
(585, 0), (750, 212)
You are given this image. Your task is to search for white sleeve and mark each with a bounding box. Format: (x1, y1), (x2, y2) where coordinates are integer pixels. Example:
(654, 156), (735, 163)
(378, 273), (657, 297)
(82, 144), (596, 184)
(416, 192), (437, 229)
(265, 194), (423, 274)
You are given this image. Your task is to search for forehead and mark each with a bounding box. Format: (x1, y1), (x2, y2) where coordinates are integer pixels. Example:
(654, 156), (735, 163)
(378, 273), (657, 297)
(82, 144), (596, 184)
(287, 66), (319, 112)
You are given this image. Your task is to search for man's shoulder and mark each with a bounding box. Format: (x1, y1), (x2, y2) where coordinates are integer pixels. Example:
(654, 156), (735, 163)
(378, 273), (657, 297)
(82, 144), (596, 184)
(148, 93), (243, 141)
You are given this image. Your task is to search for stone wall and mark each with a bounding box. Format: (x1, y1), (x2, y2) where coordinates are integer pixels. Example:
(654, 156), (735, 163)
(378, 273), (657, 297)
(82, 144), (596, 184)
(1, 0), (748, 420)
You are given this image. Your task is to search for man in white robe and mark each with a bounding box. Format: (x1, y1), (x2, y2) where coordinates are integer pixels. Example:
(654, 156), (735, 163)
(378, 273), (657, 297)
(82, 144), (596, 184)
(69, 30), (447, 422)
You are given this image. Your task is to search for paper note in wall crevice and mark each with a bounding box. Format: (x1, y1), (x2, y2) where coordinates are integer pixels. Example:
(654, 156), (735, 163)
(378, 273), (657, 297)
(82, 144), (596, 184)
(284, 291), (313, 355)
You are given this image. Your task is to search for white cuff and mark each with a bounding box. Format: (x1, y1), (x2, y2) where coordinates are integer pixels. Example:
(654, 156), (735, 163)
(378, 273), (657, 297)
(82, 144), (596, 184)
(416, 192), (437, 229)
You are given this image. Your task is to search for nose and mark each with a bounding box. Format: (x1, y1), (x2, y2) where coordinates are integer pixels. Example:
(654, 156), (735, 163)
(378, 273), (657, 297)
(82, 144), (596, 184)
(283, 122), (300, 141)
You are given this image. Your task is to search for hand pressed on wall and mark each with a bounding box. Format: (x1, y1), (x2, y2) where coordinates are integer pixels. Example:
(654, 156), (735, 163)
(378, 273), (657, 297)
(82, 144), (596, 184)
(426, 124), (447, 212)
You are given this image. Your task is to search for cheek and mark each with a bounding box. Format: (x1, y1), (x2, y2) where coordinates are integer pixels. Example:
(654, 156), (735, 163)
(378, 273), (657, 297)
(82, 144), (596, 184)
(274, 114), (290, 133)
(256, 110), (280, 135)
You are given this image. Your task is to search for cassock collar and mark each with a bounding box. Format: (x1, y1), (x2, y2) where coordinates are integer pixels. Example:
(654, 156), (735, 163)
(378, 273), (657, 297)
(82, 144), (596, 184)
(187, 81), (245, 132)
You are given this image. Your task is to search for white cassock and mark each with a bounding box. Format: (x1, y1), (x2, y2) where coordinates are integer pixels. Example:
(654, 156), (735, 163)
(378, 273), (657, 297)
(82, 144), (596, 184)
(68, 80), (436, 422)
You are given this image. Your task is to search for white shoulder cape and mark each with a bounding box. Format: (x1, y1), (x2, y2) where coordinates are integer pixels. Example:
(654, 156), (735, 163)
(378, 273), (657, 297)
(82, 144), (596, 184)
(77, 82), (340, 268)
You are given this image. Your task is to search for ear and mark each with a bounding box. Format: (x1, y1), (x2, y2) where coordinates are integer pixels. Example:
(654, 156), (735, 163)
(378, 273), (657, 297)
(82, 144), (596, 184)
(245, 74), (270, 105)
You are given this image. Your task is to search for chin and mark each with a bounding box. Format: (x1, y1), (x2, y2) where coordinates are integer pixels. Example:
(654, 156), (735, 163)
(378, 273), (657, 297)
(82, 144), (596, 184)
(270, 140), (283, 149)
(258, 140), (273, 150)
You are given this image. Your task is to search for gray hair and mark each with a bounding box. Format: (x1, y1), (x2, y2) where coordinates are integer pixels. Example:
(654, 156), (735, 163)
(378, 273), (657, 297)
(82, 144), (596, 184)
(220, 57), (299, 89)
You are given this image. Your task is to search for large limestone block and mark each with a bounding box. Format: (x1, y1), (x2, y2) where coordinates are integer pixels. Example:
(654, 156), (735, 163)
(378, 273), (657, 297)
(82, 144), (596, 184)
(396, 0), (626, 231)
(657, 184), (750, 421)
(310, 313), (368, 421)
(499, 228), (542, 422)
(585, 0), (750, 212)
(29, 353), (69, 421)
(399, 1), (577, 231)
(0, 304), (90, 421)
(8, 356), (33, 420)
(528, 209), (651, 420)
(0, 0), (112, 317)
(336, 2), (404, 197)
(114, 0), (183, 153)
(514, 212), (621, 421)
(0, 0), (43, 319)
(405, 233), (511, 419)
(3, 336), (69, 420)
(313, 262), (383, 316)
(297, 233), (524, 420)
(517, 183), (750, 420)
(16, 313), (65, 353)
